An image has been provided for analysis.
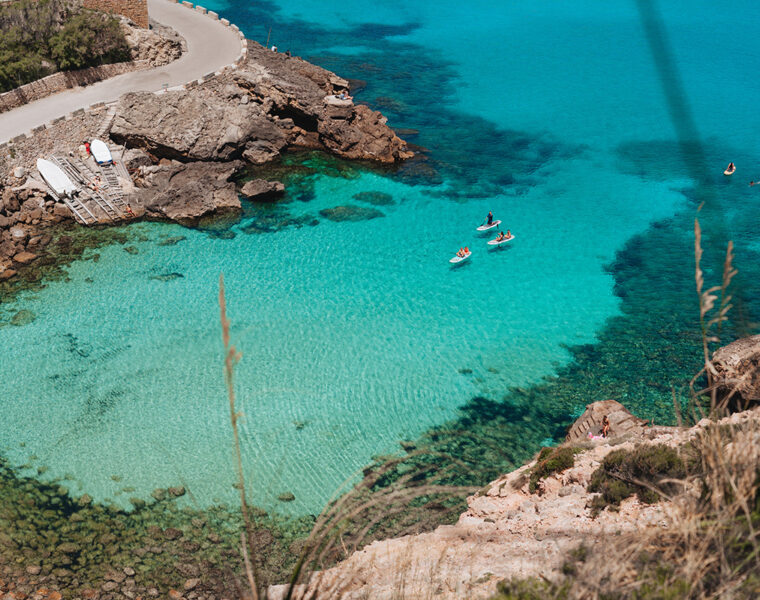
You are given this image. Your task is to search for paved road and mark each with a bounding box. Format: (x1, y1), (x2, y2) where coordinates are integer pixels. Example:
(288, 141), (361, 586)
(0, 0), (242, 143)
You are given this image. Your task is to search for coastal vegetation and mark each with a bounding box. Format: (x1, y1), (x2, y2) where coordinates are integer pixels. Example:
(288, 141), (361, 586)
(490, 415), (760, 599)
(0, 0), (129, 93)
(587, 444), (696, 512)
(528, 446), (580, 493)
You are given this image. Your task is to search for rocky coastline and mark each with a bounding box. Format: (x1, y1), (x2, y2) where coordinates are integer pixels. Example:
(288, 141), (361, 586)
(269, 338), (760, 599)
(0, 40), (412, 285)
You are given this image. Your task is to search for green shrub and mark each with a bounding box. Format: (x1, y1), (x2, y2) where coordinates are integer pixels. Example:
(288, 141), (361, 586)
(491, 577), (569, 600)
(588, 444), (696, 513)
(0, 0), (129, 92)
(49, 11), (129, 70)
(528, 446), (579, 493)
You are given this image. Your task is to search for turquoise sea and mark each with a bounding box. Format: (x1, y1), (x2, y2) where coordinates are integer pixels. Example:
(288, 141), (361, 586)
(2, 0), (760, 515)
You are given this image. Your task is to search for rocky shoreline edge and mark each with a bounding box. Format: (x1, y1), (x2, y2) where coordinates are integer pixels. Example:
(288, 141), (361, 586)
(0, 40), (412, 285)
(271, 335), (760, 600)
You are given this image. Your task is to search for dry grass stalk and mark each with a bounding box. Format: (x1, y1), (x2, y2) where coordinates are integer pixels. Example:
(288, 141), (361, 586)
(219, 273), (259, 600)
(691, 218), (738, 413)
(566, 417), (760, 599)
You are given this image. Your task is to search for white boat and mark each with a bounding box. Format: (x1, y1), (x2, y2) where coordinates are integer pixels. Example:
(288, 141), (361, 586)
(450, 251), (471, 264)
(476, 220), (501, 232)
(37, 158), (77, 197)
(90, 139), (113, 165)
(487, 234), (515, 246)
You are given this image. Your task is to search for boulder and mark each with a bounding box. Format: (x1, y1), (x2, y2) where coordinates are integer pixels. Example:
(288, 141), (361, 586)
(240, 179), (285, 200)
(565, 399), (648, 442)
(1, 188), (20, 213)
(122, 19), (184, 67)
(319, 205), (384, 222)
(12, 251), (37, 265)
(137, 161), (243, 225)
(712, 335), (760, 408)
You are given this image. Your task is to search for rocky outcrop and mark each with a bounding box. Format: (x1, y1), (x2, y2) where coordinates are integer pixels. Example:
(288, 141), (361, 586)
(111, 41), (412, 166)
(134, 161), (242, 225)
(712, 334), (760, 408)
(122, 18), (184, 67)
(112, 88), (286, 162)
(565, 399), (649, 442)
(240, 179), (284, 200)
(270, 397), (760, 600)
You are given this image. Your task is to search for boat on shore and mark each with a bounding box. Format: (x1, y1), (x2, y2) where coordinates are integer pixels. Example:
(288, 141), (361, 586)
(90, 139), (113, 165)
(36, 158), (77, 197)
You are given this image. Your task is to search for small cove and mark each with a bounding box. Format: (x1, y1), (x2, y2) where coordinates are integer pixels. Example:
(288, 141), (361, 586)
(2, 0), (760, 518)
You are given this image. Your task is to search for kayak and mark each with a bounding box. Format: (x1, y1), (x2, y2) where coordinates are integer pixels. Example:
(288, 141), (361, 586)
(487, 235), (515, 246)
(450, 251), (471, 264)
(476, 220), (501, 231)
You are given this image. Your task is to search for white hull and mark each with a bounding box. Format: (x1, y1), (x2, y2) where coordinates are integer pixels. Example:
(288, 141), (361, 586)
(487, 235), (515, 246)
(476, 220), (501, 231)
(90, 139), (113, 165)
(37, 158), (77, 197)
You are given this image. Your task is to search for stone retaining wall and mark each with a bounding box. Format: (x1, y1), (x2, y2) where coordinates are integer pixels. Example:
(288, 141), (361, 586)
(84, 0), (149, 28)
(0, 61), (148, 115)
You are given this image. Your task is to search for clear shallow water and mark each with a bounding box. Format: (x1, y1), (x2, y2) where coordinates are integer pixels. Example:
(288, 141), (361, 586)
(1, 0), (760, 514)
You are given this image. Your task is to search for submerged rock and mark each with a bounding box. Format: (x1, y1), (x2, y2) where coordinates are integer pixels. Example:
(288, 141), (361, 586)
(278, 492), (295, 502)
(319, 205), (384, 222)
(10, 309), (35, 326)
(156, 236), (186, 246)
(352, 191), (395, 206)
(150, 272), (184, 282)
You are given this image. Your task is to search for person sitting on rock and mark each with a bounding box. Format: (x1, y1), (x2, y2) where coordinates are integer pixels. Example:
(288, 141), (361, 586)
(601, 415), (611, 438)
(125, 204), (135, 218)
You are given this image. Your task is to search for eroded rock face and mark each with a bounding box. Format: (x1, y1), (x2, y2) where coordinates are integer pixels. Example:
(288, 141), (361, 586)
(112, 90), (286, 162)
(240, 179), (285, 200)
(712, 335), (760, 408)
(111, 41), (412, 166)
(136, 161), (242, 225)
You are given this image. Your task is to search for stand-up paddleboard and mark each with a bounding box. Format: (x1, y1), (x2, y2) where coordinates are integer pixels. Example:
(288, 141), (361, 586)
(476, 220), (501, 231)
(90, 139), (113, 165)
(487, 234), (515, 246)
(450, 251), (471, 264)
(37, 158), (77, 197)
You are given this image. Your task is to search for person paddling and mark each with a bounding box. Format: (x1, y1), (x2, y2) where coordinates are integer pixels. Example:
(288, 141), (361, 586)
(486, 211), (493, 225)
